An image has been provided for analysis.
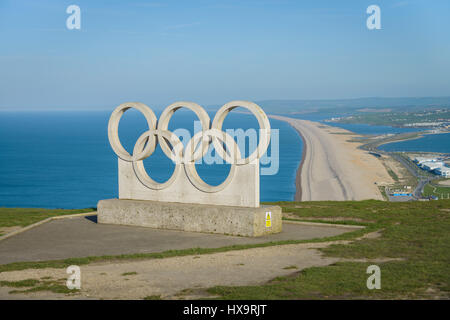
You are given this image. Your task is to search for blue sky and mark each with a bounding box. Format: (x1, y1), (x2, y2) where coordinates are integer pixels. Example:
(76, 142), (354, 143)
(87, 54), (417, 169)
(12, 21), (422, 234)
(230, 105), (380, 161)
(0, 0), (449, 110)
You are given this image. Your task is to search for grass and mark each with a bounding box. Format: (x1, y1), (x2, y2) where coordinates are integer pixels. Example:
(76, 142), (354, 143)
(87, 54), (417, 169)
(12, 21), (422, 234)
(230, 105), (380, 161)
(283, 265), (298, 270)
(384, 154), (421, 191)
(0, 278), (77, 295)
(1, 200), (449, 299)
(386, 168), (399, 182)
(283, 216), (368, 226)
(378, 186), (388, 201)
(175, 288), (194, 297)
(0, 207), (94, 233)
(121, 272), (138, 276)
(0, 279), (40, 288)
(423, 183), (450, 199)
(206, 199), (450, 299)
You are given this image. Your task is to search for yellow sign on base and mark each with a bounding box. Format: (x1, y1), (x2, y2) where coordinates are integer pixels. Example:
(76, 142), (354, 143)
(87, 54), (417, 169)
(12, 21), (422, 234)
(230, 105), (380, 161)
(265, 212), (272, 228)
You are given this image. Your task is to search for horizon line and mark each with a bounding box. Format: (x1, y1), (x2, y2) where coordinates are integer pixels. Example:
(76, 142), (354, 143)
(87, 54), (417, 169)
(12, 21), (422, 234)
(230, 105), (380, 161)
(1, 95), (450, 112)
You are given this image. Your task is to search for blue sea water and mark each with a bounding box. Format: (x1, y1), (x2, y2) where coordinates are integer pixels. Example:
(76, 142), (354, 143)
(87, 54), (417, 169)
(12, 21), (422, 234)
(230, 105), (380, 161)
(286, 111), (450, 154)
(320, 118), (449, 153)
(323, 123), (421, 135)
(286, 110), (450, 153)
(298, 112), (446, 153)
(378, 132), (450, 153)
(0, 110), (302, 209)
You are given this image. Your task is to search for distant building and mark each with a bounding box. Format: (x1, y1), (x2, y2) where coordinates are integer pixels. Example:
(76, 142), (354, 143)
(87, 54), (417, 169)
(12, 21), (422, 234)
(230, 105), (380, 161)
(435, 166), (450, 177)
(413, 157), (437, 165)
(405, 122), (445, 127)
(412, 157), (449, 176)
(421, 161), (445, 171)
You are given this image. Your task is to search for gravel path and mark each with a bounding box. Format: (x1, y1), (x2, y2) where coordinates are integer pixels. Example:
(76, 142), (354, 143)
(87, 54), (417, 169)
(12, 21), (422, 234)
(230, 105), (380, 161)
(0, 241), (347, 300)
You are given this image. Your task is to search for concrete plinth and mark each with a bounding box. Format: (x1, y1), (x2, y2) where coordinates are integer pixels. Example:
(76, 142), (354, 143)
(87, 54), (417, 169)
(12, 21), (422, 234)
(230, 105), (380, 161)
(97, 199), (282, 237)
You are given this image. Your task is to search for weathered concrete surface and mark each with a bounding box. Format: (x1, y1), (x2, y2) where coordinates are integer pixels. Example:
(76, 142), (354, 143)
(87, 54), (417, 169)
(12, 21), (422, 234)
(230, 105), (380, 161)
(0, 216), (361, 265)
(119, 159), (261, 207)
(98, 199), (282, 237)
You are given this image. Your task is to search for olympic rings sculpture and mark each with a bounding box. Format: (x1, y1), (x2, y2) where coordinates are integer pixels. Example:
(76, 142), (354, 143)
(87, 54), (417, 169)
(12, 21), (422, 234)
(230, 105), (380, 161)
(108, 101), (271, 193)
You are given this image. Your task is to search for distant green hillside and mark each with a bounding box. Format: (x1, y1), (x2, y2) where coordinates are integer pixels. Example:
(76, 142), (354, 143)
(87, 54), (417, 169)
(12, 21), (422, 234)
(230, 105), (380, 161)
(247, 97), (450, 114)
(333, 108), (450, 127)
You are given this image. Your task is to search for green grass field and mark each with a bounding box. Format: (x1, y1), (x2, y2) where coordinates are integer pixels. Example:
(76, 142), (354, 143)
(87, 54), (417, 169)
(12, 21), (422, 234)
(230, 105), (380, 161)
(208, 200), (450, 299)
(0, 201), (449, 299)
(0, 207), (94, 236)
(423, 183), (450, 199)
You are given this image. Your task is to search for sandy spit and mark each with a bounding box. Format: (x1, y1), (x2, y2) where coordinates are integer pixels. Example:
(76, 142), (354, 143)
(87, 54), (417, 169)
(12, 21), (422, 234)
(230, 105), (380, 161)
(271, 115), (393, 201)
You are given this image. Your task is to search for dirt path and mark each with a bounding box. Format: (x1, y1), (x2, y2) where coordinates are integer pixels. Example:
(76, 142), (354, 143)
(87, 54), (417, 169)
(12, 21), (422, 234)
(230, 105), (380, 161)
(0, 241), (348, 300)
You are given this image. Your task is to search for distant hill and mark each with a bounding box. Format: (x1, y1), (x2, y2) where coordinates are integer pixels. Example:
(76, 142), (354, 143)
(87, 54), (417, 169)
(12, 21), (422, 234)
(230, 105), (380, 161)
(252, 97), (450, 114)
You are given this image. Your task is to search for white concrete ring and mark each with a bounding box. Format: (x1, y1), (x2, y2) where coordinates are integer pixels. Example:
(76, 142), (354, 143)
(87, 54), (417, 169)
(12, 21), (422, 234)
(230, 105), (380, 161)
(184, 129), (241, 193)
(158, 101), (211, 162)
(108, 102), (158, 162)
(132, 129), (183, 190)
(211, 100), (271, 165)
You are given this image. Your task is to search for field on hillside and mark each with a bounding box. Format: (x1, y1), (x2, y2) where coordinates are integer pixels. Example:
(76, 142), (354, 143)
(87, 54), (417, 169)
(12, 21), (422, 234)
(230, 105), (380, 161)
(209, 200), (450, 299)
(0, 201), (448, 299)
(423, 183), (450, 199)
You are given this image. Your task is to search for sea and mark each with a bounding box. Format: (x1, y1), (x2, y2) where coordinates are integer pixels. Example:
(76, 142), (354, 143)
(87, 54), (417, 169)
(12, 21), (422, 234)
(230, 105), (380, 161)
(0, 110), (302, 209)
(378, 132), (450, 153)
(319, 118), (450, 154)
(2, 109), (448, 209)
(286, 112), (450, 153)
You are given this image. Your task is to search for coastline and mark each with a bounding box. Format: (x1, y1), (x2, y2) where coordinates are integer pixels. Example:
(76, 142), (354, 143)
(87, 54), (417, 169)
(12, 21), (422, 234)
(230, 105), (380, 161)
(377, 131), (450, 152)
(271, 115), (394, 201)
(327, 120), (450, 151)
(270, 114), (304, 200)
(293, 125), (306, 201)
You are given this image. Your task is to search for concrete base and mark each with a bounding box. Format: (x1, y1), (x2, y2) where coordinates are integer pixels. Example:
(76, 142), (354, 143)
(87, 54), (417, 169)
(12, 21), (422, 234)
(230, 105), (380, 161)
(97, 199), (282, 237)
